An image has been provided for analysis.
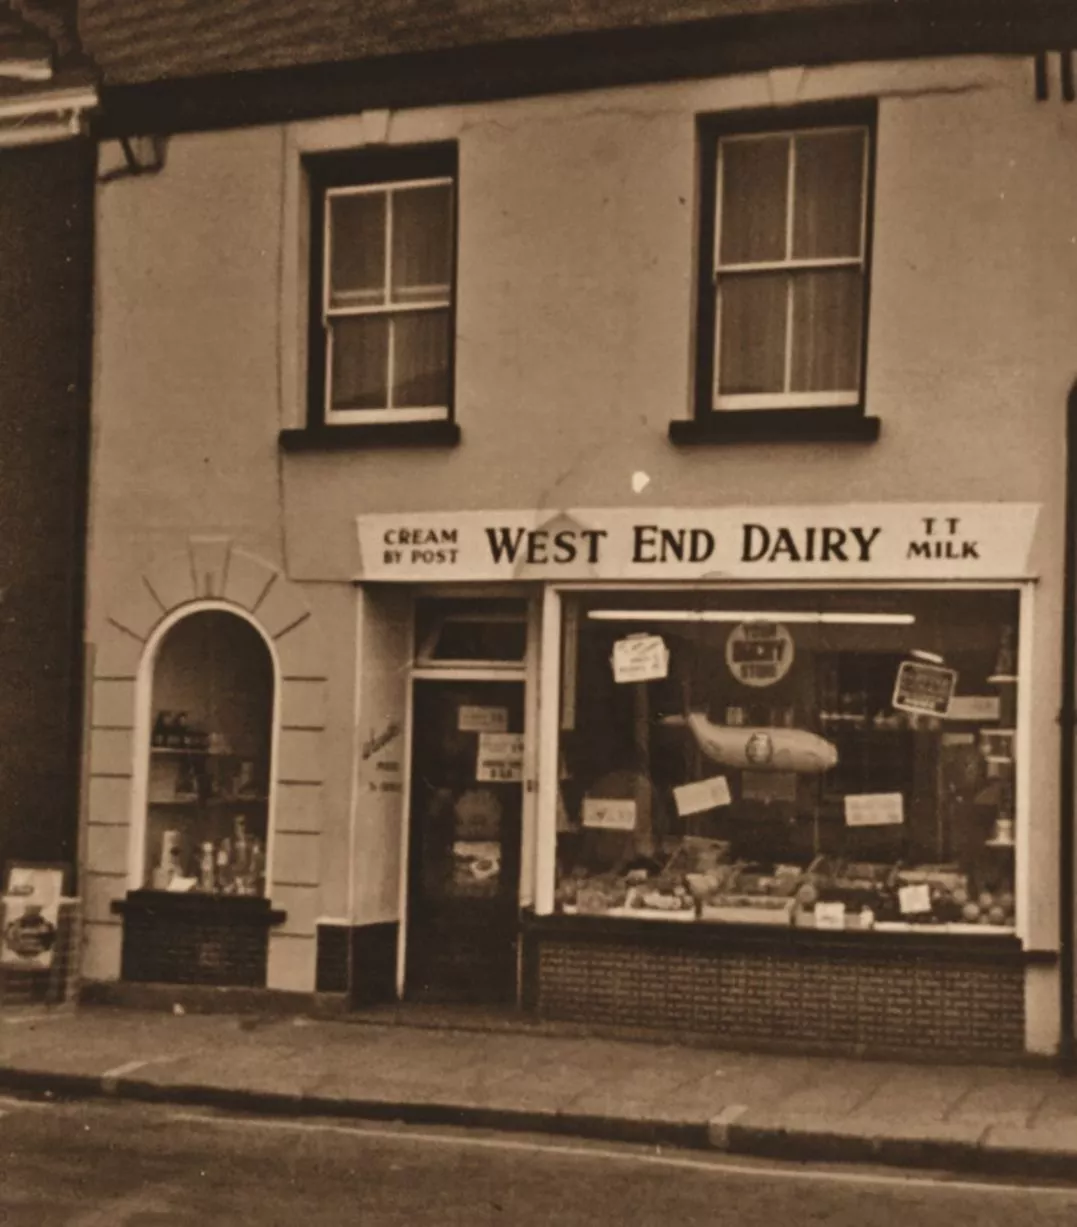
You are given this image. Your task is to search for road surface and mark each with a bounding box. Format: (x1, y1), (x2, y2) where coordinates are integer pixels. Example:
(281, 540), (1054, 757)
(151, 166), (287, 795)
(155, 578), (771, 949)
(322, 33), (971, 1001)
(2, 1096), (1076, 1225)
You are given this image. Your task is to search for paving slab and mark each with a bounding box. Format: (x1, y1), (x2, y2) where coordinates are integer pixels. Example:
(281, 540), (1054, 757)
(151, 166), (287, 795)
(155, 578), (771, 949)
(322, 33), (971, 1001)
(944, 1074), (1058, 1129)
(984, 1120), (1077, 1155)
(846, 1066), (977, 1124)
(2, 1005), (1077, 1182)
(770, 1060), (891, 1118)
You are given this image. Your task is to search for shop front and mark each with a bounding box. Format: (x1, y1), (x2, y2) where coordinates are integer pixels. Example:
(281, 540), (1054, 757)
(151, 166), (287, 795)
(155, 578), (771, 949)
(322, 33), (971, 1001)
(356, 501), (1051, 1055)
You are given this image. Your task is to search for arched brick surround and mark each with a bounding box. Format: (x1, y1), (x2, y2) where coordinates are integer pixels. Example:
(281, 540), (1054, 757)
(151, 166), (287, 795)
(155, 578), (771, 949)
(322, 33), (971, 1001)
(83, 538), (329, 992)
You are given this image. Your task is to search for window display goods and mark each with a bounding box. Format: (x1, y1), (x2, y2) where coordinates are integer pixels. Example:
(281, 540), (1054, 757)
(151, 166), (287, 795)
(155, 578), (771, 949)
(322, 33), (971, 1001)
(554, 589), (1019, 936)
(142, 610), (274, 898)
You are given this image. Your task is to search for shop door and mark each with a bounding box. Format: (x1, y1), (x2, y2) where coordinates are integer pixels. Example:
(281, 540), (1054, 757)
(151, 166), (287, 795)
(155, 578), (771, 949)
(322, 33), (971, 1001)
(406, 679), (524, 1004)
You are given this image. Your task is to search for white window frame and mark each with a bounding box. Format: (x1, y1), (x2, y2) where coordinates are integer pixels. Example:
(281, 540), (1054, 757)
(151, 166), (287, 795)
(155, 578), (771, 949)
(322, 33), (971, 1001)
(712, 124), (870, 412)
(323, 175), (454, 425)
(536, 580), (1031, 946)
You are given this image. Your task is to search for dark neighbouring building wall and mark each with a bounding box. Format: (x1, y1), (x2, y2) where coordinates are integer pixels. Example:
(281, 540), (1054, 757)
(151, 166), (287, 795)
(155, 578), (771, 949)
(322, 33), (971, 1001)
(0, 137), (93, 883)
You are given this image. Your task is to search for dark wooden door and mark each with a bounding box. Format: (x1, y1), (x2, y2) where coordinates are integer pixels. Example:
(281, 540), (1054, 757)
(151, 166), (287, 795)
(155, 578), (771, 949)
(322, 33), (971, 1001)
(406, 680), (524, 1004)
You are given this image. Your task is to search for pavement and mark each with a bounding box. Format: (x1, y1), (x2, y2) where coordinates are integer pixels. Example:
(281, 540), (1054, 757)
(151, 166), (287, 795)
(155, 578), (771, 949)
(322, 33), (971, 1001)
(3, 1002), (1077, 1181)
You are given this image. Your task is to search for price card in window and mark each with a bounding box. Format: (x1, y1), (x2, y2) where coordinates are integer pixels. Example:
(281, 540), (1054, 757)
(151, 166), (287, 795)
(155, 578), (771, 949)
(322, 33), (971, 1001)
(814, 902), (846, 930)
(582, 798), (637, 830)
(475, 733), (524, 782)
(673, 775), (732, 817)
(844, 792), (905, 827)
(610, 634), (669, 684)
(898, 883), (932, 915)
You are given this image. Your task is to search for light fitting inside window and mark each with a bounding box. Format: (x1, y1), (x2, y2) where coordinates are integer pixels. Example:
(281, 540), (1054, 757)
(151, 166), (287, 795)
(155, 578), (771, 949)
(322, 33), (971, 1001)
(585, 609), (915, 626)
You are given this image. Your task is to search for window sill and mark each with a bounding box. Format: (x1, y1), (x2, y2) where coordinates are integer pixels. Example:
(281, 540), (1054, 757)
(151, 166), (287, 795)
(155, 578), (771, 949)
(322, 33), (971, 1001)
(279, 420), (461, 452)
(669, 407), (880, 446)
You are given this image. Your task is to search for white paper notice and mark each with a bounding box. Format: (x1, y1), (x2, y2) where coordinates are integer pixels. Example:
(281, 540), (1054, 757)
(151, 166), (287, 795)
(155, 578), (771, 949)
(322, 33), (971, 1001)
(582, 797), (637, 830)
(459, 705), (508, 733)
(673, 775), (732, 817)
(844, 792), (905, 827)
(945, 695), (1001, 723)
(611, 634), (669, 684)
(898, 883), (932, 915)
(475, 733), (524, 782)
(814, 902), (846, 930)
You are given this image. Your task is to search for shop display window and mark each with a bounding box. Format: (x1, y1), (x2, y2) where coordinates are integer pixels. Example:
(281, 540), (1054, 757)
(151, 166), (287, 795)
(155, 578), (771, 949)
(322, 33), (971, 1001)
(555, 589), (1020, 934)
(142, 612), (273, 896)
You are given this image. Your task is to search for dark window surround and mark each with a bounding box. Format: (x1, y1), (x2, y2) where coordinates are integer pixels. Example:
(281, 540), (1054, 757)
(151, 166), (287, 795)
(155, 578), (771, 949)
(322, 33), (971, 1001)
(284, 141), (460, 452)
(682, 99), (879, 447)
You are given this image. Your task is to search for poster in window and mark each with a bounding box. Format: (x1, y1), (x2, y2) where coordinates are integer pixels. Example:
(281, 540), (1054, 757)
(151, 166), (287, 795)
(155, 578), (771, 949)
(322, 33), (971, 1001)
(610, 634), (669, 684)
(475, 733), (524, 782)
(892, 660), (958, 716)
(725, 622), (794, 688)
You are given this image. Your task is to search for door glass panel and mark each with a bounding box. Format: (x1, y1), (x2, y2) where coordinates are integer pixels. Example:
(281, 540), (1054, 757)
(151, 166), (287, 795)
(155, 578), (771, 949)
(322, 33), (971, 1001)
(407, 680), (524, 1003)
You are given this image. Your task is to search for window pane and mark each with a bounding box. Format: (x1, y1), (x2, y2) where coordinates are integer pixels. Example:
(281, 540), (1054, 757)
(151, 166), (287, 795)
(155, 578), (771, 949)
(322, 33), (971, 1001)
(718, 136), (789, 266)
(391, 183), (453, 304)
(554, 589), (1020, 936)
(717, 272), (787, 396)
(329, 192), (386, 308)
(393, 310), (451, 407)
(790, 269), (863, 394)
(330, 315), (389, 411)
(792, 130), (865, 261)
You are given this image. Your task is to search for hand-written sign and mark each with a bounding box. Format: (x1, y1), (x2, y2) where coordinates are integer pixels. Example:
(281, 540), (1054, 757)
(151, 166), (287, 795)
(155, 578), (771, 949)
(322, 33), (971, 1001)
(673, 775), (732, 817)
(611, 634), (669, 684)
(844, 792), (905, 827)
(582, 797), (637, 830)
(475, 733), (524, 782)
(892, 661), (958, 716)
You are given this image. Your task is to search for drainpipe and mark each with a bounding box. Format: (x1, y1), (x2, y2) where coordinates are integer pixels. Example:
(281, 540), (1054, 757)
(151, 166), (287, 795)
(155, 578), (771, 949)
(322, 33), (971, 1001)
(1060, 379), (1077, 1071)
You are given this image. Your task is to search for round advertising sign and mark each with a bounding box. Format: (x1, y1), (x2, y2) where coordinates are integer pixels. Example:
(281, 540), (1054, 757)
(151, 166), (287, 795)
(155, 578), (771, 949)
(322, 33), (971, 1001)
(726, 621), (795, 688)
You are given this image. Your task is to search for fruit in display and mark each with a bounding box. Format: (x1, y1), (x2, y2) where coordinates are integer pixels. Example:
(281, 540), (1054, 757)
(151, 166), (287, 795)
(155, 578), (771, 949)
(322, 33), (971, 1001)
(962, 902), (982, 922)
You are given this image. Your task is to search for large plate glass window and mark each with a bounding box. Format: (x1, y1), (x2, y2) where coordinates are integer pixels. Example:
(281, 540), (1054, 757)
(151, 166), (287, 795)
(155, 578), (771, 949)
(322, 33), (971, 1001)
(554, 589), (1020, 935)
(703, 110), (872, 413)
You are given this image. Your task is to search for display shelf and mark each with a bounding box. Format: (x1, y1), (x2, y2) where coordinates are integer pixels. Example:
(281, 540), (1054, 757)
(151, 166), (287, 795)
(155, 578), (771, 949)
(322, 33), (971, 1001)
(148, 797), (269, 808)
(150, 745), (232, 757)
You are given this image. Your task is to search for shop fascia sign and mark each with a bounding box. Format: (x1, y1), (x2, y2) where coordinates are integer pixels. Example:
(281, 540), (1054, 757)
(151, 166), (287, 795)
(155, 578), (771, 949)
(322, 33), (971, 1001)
(355, 504), (1040, 583)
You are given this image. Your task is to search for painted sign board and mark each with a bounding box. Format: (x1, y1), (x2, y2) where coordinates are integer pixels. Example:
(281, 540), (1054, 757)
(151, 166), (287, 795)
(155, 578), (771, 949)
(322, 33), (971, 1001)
(1, 864), (64, 971)
(357, 504), (1039, 582)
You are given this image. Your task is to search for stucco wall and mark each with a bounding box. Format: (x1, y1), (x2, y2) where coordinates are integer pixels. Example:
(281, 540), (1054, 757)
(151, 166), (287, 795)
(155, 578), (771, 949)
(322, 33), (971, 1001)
(86, 54), (1077, 1024)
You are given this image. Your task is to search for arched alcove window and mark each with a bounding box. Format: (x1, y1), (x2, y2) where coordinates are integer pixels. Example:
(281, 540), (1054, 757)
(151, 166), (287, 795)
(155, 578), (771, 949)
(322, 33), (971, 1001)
(143, 610), (274, 896)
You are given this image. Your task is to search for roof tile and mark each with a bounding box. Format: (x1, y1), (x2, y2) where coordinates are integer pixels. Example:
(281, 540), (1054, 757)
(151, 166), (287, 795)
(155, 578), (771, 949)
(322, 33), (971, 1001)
(78, 0), (847, 86)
